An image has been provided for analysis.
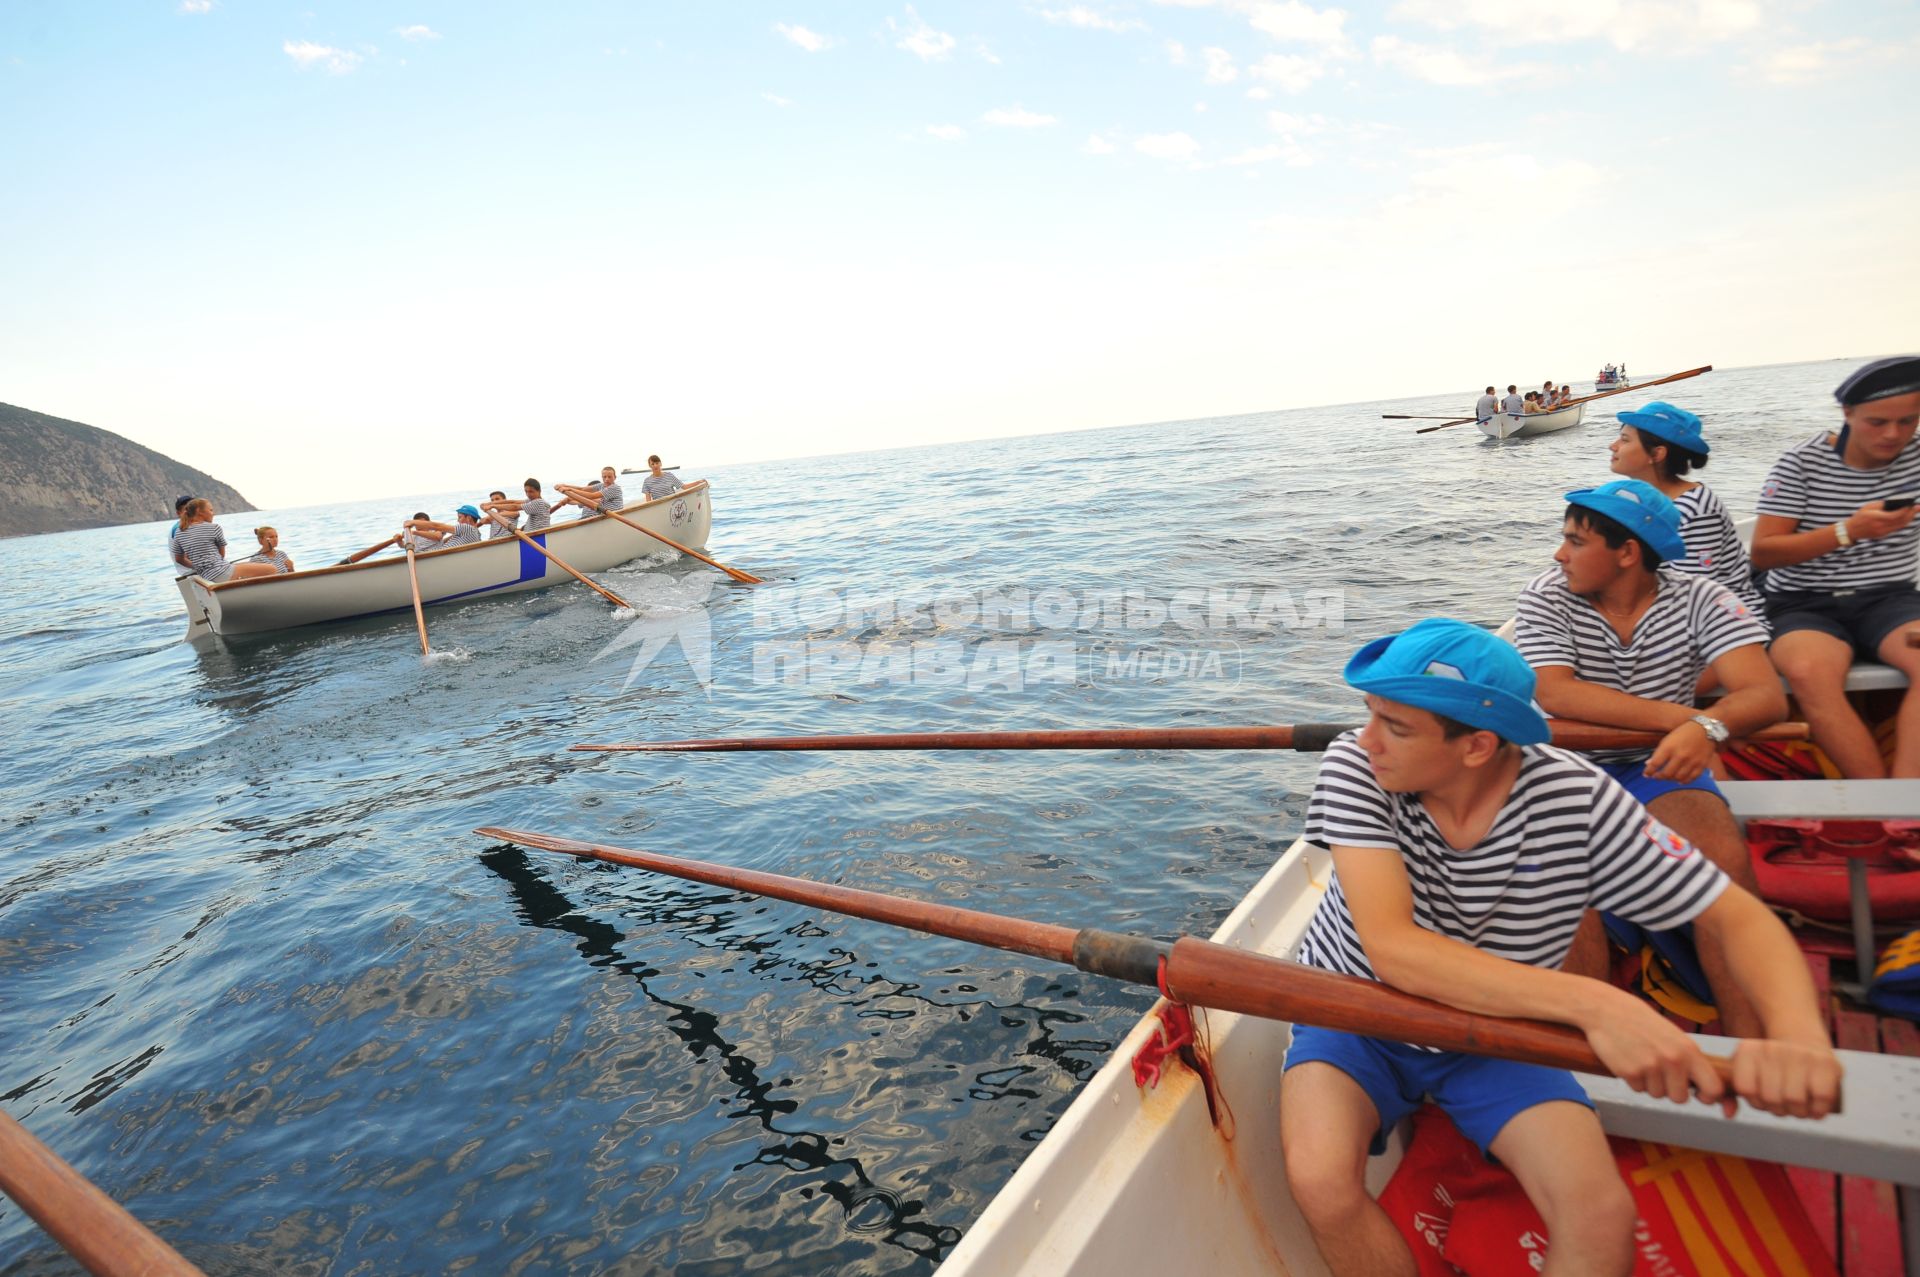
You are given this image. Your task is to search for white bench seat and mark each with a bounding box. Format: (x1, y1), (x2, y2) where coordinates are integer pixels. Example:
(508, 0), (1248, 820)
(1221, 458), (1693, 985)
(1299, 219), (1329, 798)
(1723, 779), (1920, 823)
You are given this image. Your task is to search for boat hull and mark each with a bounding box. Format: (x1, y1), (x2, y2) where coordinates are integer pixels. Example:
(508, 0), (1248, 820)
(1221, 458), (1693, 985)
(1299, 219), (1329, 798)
(1477, 402), (1585, 439)
(176, 482), (714, 639)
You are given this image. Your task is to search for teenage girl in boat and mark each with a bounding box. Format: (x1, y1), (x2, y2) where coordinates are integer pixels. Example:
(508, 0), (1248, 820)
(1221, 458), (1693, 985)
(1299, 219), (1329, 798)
(174, 499), (280, 582)
(1607, 401), (1768, 623)
(244, 526), (295, 574)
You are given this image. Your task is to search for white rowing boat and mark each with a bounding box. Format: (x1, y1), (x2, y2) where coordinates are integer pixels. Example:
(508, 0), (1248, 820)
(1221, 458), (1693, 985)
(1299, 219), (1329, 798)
(175, 481), (714, 640)
(1478, 402), (1586, 440)
(938, 811), (1920, 1275)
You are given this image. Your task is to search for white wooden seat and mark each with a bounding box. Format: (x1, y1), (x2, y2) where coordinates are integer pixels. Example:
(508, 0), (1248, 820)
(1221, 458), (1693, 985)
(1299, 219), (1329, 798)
(1723, 779), (1920, 822)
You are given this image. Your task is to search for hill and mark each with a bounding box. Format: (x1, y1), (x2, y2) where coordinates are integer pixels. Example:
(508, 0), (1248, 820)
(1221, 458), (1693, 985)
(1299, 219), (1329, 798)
(0, 402), (254, 538)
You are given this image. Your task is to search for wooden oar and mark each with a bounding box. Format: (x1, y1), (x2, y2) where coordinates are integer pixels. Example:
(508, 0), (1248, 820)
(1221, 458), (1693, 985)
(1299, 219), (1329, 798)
(573, 719), (1811, 755)
(474, 826), (1751, 1094)
(594, 504), (764, 585)
(337, 534), (400, 565)
(1384, 414), (1488, 421)
(487, 513), (635, 610)
(0, 1109), (206, 1277)
(403, 537), (430, 656)
(1414, 415), (1479, 434)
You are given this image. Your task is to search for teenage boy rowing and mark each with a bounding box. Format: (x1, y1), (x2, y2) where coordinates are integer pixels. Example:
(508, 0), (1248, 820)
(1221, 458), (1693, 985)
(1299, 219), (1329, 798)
(1280, 619), (1837, 1277)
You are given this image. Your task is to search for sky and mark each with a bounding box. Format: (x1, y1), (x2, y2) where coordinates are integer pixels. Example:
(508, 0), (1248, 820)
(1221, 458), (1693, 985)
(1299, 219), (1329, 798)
(2, 1), (1917, 510)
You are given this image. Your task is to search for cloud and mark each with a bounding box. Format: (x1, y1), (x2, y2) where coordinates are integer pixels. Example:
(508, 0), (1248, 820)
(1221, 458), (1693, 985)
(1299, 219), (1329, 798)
(1038, 5), (1149, 33)
(1135, 131), (1200, 160)
(394, 24), (439, 41)
(927, 123), (966, 140)
(1155, 0), (1352, 48)
(982, 105), (1060, 127)
(1370, 34), (1544, 86)
(283, 40), (362, 74)
(774, 22), (835, 52)
(891, 6), (957, 60)
(1247, 52), (1328, 92)
(1222, 140), (1312, 166)
(1388, 0), (1761, 51)
(1202, 46), (1238, 82)
(1165, 39), (1190, 65)
(178, 0), (213, 13)
(763, 91), (794, 107)
(1749, 37), (1900, 85)
(1245, 85), (1272, 98)
(1082, 133), (1119, 154)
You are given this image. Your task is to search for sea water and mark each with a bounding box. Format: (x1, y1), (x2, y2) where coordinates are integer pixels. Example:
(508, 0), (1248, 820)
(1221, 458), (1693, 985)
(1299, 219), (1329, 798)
(0, 358), (1875, 1272)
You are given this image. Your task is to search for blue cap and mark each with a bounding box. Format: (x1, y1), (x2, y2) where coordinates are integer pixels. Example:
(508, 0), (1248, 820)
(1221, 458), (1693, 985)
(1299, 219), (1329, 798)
(1565, 478), (1687, 563)
(456, 504), (481, 520)
(1344, 618), (1549, 745)
(1616, 400), (1708, 455)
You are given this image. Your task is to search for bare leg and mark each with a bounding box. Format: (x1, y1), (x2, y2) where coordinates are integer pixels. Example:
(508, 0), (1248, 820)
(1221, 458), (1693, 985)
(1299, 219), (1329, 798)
(1645, 788), (1764, 1037)
(1488, 1101), (1637, 1277)
(1279, 1062), (1416, 1277)
(1771, 630), (1884, 778)
(1873, 622), (1920, 778)
(229, 561), (280, 580)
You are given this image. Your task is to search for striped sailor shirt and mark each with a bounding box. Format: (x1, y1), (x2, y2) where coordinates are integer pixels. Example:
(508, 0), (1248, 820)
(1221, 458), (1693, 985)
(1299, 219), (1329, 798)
(1669, 483), (1767, 621)
(486, 515), (517, 540)
(244, 549), (293, 573)
(1514, 565), (1768, 766)
(175, 522), (232, 582)
(1297, 734), (1729, 1044)
(642, 471), (683, 501)
(440, 523), (482, 547)
(520, 498), (552, 532)
(598, 481), (625, 511)
(1757, 430), (1920, 593)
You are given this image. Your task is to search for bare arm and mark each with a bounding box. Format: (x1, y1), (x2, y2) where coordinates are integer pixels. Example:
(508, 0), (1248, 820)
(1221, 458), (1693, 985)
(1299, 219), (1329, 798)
(1751, 506), (1919, 570)
(1533, 665), (1692, 733)
(1334, 845), (1725, 1105)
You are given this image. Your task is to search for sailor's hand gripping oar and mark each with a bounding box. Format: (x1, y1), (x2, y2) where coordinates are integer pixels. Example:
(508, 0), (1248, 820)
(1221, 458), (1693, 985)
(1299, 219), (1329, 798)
(485, 512), (635, 611)
(472, 827), (1838, 1113)
(568, 720), (1812, 755)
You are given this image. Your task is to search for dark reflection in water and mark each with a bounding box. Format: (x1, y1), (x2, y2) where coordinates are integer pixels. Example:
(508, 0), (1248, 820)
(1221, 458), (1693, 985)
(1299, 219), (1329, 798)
(481, 843), (1127, 1264)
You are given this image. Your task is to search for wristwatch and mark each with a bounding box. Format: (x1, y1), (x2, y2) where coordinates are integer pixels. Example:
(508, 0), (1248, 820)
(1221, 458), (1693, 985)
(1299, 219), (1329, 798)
(1690, 714), (1730, 744)
(1834, 520), (1854, 548)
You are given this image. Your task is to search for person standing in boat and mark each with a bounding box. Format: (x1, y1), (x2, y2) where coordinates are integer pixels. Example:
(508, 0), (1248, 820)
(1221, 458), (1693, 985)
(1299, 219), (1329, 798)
(1514, 479), (1782, 1035)
(1607, 401), (1767, 622)
(1281, 619), (1836, 1277)
(1474, 386), (1499, 426)
(175, 499), (281, 582)
(406, 505), (485, 548)
(640, 455), (684, 501)
(243, 526), (295, 574)
(1751, 355), (1920, 778)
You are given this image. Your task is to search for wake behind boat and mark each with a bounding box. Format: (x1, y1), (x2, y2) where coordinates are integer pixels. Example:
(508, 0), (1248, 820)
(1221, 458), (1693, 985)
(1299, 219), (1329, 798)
(175, 480), (714, 640)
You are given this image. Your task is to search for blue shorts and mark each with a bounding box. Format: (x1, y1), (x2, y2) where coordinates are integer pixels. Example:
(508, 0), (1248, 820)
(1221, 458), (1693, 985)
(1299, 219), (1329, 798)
(1284, 1024), (1591, 1157)
(1600, 760), (1723, 808)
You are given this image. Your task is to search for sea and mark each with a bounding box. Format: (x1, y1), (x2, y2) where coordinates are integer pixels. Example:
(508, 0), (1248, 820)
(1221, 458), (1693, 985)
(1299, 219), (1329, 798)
(0, 357), (1874, 1274)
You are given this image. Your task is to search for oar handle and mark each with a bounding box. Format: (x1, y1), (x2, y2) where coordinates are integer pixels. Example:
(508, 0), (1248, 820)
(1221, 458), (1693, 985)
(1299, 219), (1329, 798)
(0, 1110), (206, 1277)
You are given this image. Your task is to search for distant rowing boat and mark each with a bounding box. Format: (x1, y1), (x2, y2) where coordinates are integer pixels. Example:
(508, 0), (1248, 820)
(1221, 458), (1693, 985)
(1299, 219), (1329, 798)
(1479, 401), (1586, 440)
(175, 481), (714, 640)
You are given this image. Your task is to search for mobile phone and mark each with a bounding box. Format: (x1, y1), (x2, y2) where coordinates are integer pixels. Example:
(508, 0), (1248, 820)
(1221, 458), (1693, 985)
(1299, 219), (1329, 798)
(1887, 497), (1917, 511)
